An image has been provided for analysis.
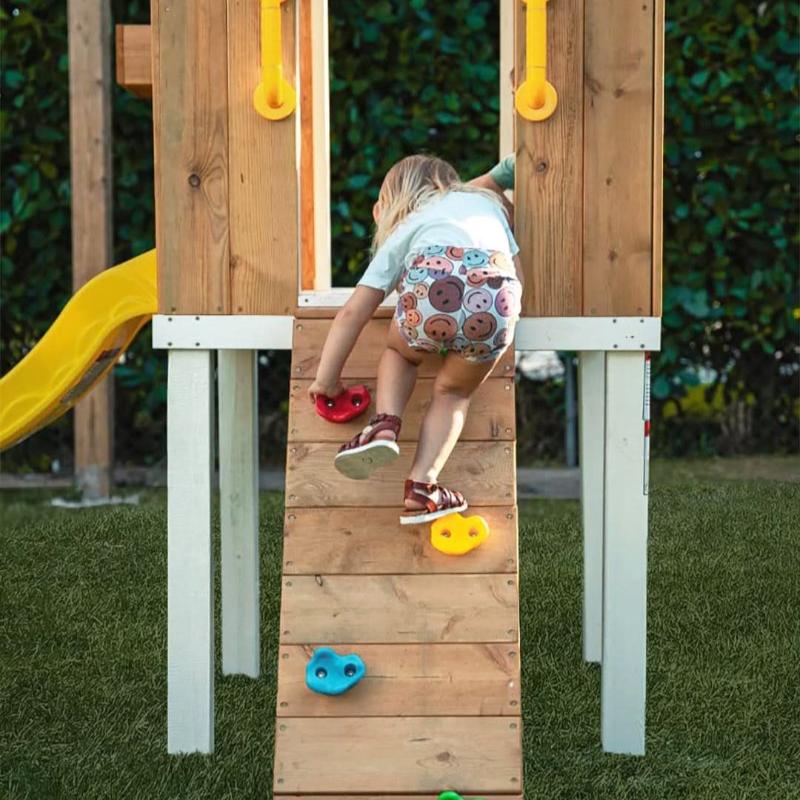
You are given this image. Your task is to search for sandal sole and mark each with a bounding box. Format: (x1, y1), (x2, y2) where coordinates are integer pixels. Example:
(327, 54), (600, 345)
(334, 440), (400, 480)
(399, 502), (468, 526)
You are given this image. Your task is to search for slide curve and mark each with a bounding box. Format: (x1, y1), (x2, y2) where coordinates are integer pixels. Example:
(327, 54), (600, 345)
(0, 249), (157, 451)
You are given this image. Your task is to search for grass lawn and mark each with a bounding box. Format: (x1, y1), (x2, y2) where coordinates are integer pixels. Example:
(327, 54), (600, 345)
(1, 463), (798, 799)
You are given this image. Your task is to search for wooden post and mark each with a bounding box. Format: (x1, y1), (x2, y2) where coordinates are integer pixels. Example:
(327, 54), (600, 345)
(68, 0), (114, 498)
(167, 348), (215, 754)
(578, 351), (605, 664)
(601, 351), (649, 755)
(218, 350), (261, 678)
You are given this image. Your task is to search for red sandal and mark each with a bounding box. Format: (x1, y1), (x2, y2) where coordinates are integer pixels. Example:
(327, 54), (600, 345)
(333, 413), (402, 480)
(399, 479), (468, 525)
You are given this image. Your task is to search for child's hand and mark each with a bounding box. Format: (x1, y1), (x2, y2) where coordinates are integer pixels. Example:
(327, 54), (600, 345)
(308, 378), (345, 404)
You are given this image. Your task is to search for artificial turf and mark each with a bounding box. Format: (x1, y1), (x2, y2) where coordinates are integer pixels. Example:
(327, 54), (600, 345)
(1, 471), (798, 799)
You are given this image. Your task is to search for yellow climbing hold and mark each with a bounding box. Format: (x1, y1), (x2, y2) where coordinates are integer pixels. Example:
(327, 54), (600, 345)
(430, 513), (490, 556)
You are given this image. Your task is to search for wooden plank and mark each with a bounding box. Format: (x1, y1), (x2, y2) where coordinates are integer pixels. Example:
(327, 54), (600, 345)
(582, 1), (654, 316)
(652, 0), (665, 317)
(293, 305), (394, 319)
(499, 0), (515, 160)
(288, 377), (515, 443)
(601, 352), (648, 754)
(280, 574), (519, 644)
(151, 0), (230, 314)
(514, 0), (583, 316)
(283, 506), (518, 575)
(68, 0), (114, 499)
(291, 319), (515, 379)
(273, 717), (522, 794)
(298, 0), (315, 291)
(275, 796), (522, 800)
(276, 795), (522, 800)
(578, 351), (605, 664)
(114, 24), (151, 99)
(227, 0), (298, 315)
(285, 441), (516, 508)
(167, 349), (214, 753)
(218, 350), (260, 677)
(277, 643), (520, 717)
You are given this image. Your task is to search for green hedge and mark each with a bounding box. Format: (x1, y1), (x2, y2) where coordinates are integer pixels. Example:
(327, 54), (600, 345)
(1, 1), (797, 470)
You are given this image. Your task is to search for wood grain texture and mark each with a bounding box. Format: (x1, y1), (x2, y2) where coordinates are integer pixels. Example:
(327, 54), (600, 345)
(69, 0), (114, 498)
(280, 574), (519, 644)
(298, 0), (315, 291)
(114, 24), (151, 99)
(276, 795), (522, 800)
(514, 0), (583, 316)
(275, 796), (522, 800)
(652, 0), (665, 316)
(152, 0), (230, 314)
(273, 717), (522, 794)
(277, 643), (520, 717)
(288, 377), (515, 443)
(291, 319), (515, 380)
(283, 506), (518, 575)
(227, 0), (297, 315)
(285, 441), (516, 508)
(582, 0), (654, 316)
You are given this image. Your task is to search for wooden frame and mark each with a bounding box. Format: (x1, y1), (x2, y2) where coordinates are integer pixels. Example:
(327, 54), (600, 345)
(152, 315), (660, 352)
(69, 0), (114, 499)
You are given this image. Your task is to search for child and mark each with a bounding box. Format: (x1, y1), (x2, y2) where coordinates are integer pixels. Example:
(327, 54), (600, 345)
(470, 153), (515, 218)
(308, 155), (522, 525)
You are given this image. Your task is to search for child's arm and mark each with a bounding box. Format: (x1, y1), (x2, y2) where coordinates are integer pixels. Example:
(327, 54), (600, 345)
(469, 153), (515, 221)
(308, 285), (384, 401)
(470, 172), (514, 220)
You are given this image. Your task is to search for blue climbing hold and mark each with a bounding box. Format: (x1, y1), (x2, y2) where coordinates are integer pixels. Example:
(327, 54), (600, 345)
(305, 647), (366, 696)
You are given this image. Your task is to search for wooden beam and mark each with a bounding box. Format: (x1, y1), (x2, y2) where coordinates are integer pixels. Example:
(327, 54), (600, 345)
(68, 0), (114, 499)
(514, 0), (584, 316)
(227, 0), (298, 315)
(115, 24), (152, 99)
(652, 0), (665, 316)
(582, 1), (655, 316)
(299, 0), (315, 291)
(151, 0), (231, 314)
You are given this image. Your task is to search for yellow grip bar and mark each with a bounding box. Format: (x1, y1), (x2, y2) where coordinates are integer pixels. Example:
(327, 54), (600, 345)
(254, 0), (296, 120)
(515, 0), (558, 122)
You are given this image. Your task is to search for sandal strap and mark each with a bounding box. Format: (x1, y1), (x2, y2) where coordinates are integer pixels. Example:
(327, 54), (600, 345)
(339, 413), (402, 453)
(404, 480), (464, 513)
(404, 480), (439, 514)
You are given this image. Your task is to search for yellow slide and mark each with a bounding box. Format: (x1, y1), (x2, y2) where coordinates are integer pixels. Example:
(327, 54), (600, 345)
(0, 249), (157, 451)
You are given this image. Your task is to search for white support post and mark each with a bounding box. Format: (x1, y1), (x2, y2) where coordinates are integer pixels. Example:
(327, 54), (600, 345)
(601, 351), (649, 755)
(218, 350), (260, 678)
(578, 351), (605, 664)
(167, 349), (215, 754)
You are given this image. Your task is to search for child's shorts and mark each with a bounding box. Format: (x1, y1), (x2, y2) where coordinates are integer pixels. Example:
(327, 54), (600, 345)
(394, 246), (522, 363)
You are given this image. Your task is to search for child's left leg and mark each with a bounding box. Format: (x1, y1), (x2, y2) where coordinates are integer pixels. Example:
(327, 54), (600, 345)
(334, 323), (423, 479)
(409, 352), (496, 484)
(399, 352), (497, 522)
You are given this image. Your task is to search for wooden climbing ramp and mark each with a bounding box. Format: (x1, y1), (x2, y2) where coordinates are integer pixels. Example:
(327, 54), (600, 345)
(273, 315), (523, 798)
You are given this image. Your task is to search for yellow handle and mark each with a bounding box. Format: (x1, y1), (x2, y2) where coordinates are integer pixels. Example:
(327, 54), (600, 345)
(254, 0), (296, 120)
(515, 0), (558, 122)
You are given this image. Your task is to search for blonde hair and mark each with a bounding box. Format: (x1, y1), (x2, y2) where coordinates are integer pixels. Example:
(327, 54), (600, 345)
(371, 154), (506, 253)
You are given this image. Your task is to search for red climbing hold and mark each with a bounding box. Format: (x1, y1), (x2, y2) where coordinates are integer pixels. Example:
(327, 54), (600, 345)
(315, 384), (372, 424)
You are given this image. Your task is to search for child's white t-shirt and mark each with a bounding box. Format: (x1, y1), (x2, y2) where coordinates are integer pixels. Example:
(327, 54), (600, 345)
(358, 191), (519, 297)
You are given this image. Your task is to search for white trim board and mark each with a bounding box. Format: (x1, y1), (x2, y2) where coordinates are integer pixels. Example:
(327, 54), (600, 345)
(152, 315), (661, 352)
(152, 315), (294, 350)
(515, 317), (660, 352)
